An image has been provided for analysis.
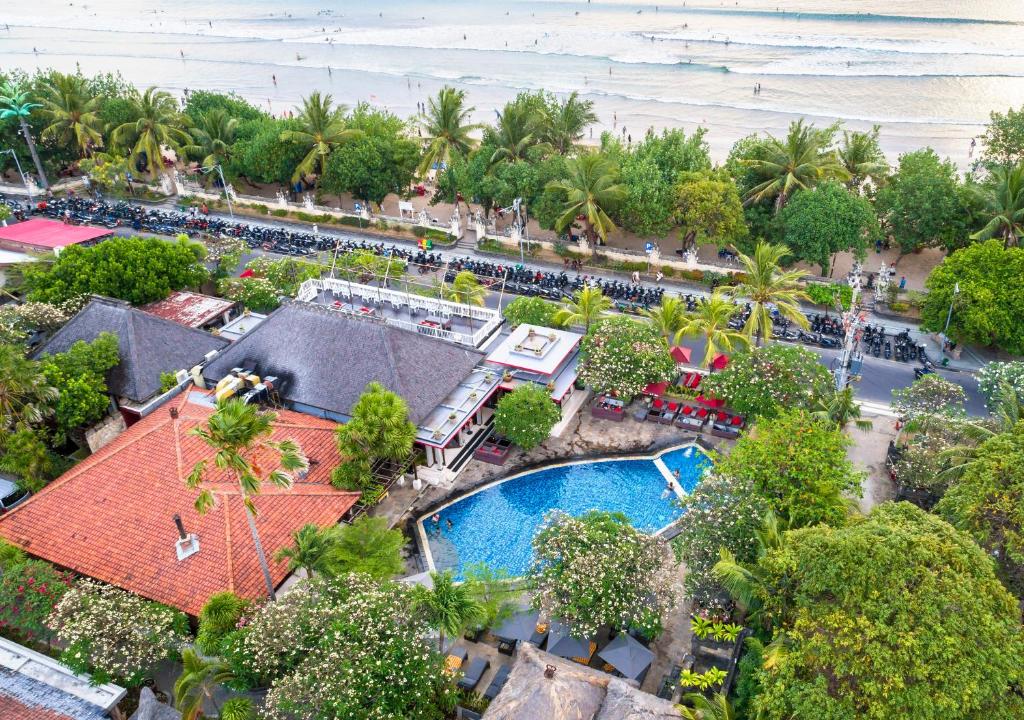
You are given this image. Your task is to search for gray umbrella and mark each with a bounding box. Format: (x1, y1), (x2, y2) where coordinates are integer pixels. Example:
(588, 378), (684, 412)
(493, 609), (541, 642)
(545, 621), (593, 659)
(596, 632), (655, 680)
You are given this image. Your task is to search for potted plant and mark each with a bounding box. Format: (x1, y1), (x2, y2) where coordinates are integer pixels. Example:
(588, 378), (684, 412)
(720, 623), (744, 643)
(690, 616), (714, 640)
(678, 669), (702, 692)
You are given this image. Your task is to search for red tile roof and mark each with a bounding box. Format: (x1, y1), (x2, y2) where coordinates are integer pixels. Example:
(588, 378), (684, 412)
(0, 393), (359, 616)
(141, 291), (237, 329)
(0, 218), (111, 249)
(0, 695), (77, 720)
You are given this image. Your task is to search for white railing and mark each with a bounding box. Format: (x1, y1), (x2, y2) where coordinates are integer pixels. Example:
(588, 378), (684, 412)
(297, 278), (501, 348)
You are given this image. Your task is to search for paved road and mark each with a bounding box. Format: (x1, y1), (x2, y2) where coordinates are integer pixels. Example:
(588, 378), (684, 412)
(113, 207), (987, 415)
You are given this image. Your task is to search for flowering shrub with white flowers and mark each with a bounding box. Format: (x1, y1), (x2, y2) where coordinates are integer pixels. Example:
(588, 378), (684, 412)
(977, 361), (1024, 408)
(494, 383), (562, 450)
(700, 344), (832, 420)
(530, 510), (678, 639)
(0, 301), (71, 345)
(49, 580), (191, 687)
(223, 573), (458, 720)
(891, 373), (967, 424)
(578, 317), (676, 401)
(672, 473), (769, 611)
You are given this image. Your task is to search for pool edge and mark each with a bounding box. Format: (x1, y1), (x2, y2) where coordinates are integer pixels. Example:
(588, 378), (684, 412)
(416, 441), (708, 576)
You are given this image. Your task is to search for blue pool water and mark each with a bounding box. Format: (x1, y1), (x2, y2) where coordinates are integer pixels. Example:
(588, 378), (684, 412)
(423, 444), (711, 580)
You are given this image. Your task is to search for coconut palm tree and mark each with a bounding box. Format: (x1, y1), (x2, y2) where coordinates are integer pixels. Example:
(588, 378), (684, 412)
(726, 241), (810, 346)
(419, 86), (478, 176)
(970, 164), (1024, 248)
(938, 381), (1024, 481)
(109, 86), (190, 179)
(743, 119), (847, 212)
(218, 698), (255, 720)
(273, 522), (342, 577)
(540, 92), (597, 154)
(838, 125), (888, 190)
(186, 398), (308, 601)
(187, 108), (239, 173)
(553, 285), (613, 332)
(642, 295), (688, 344)
(545, 152), (627, 246)
(677, 692), (735, 720)
(712, 511), (788, 628)
(331, 515), (406, 580)
(413, 570), (485, 652)
(0, 82), (49, 189)
(0, 344), (57, 431)
(174, 648), (235, 720)
(37, 73), (104, 159)
(489, 101), (549, 167)
(279, 92), (361, 188)
(812, 387), (872, 430)
(445, 270), (488, 331)
(678, 293), (749, 368)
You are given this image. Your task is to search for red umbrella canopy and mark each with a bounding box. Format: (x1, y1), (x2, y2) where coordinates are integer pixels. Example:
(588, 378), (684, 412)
(643, 381), (669, 396)
(711, 353), (729, 370)
(239, 268), (255, 278)
(670, 346), (693, 364)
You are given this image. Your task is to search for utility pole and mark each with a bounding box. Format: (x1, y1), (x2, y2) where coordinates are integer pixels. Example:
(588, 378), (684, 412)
(942, 282), (960, 344)
(834, 263), (864, 391)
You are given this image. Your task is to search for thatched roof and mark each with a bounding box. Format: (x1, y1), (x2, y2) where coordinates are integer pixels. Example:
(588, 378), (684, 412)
(482, 644), (682, 720)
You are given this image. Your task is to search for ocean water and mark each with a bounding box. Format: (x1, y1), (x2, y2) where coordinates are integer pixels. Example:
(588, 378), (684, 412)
(2, 0), (1022, 164)
(422, 445), (710, 579)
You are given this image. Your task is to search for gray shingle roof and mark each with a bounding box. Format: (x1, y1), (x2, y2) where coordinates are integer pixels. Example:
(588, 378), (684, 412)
(0, 668), (110, 720)
(201, 302), (484, 424)
(33, 297), (229, 403)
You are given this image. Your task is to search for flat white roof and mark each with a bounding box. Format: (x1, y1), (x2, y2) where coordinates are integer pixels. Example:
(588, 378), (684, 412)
(0, 249), (35, 265)
(485, 324), (583, 376)
(0, 636), (125, 713)
(217, 311), (267, 341)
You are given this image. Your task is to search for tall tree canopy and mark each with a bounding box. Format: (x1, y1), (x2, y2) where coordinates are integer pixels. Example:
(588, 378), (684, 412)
(750, 503), (1024, 720)
(874, 148), (966, 253)
(777, 182), (879, 275)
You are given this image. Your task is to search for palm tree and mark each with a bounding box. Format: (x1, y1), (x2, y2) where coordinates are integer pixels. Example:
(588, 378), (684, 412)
(0, 344), (58, 431)
(218, 698), (255, 720)
(743, 119), (847, 212)
(174, 648), (234, 720)
(642, 295), (688, 344)
(677, 692), (735, 720)
(970, 164), (1024, 247)
(110, 86), (190, 179)
(678, 293), (749, 368)
(37, 73), (104, 159)
(331, 515), (405, 580)
(938, 381), (1023, 481)
(187, 108), (239, 173)
(812, 387), (872, 430)
(489, 101), (549, 167)
(445, 270), (488, 331)
(273, 523), (341, 577)
(418, 86), (479, 177)
(540, 92), (597, 154)
(0, 82), (49, 189)
(279, 92), (360, 188)
(726, 241), (810, 346)
(545, 153), (627, 245)
(553, 285), (613, 332)
(838, 125), (888, 190)
(186, 398), (308, 601)
(712, 511), (787, 628)
(413, 570), (485, 652)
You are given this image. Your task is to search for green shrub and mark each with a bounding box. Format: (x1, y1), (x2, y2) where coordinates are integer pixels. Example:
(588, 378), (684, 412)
(295, 211), (317, 222)
(890, 301), (910, 312)
(411, 225), (427, 238)
(197, 591), (250, 655)
(251, 204), (269, 215)
(805, 282), (853, 310)
(660, 266), (675, 277)
(425, 228), (452, 243)
(614, 260), (648, 273)
(159, 371), (179, 394)
(339, 216), (365, 228)
(375, 219), (390, 231)
(271, 209), (288, 217)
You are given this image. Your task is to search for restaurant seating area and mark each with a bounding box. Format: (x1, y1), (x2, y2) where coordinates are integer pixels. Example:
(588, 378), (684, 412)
(628, 368), (747, 439)
(591, 395), (626, 421)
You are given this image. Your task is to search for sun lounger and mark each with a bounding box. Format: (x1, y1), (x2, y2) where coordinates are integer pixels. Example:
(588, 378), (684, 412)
(659, 402), (679, 424)
(458, 657), (491, 691)
(445, 647), (469, 675)
(484, 665), (512, 700)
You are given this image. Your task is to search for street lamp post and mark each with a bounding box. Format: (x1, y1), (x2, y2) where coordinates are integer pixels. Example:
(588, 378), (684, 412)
(1, 148), (33, 202)
(942, 282), (960, 349)
(201, 163), (233, 220)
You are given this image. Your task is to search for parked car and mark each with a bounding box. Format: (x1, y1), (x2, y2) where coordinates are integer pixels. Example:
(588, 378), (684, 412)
(0, 478), (29, 513)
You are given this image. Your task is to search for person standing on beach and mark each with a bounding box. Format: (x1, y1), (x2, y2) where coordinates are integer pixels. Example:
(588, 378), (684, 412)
(272, 74), (277, 85)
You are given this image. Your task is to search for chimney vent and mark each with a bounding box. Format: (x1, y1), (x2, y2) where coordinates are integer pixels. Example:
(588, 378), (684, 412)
(173, 514), (200, 561)
(169, 406), (179, 419)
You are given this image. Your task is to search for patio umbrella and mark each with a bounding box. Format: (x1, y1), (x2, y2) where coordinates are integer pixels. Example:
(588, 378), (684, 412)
(546, 621), (592, 659)
(597, 632), (655, 680)
(711, 353), (729, 370)
(493, 609), (541, 643)
(670, 345), (692, 364)
(643, 381), (669, 396)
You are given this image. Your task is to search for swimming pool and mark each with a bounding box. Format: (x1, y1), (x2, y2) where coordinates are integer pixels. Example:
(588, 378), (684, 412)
(419, 444), (711, 580)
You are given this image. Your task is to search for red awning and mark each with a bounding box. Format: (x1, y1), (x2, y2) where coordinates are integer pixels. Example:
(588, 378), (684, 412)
(670, 346), (692, 364)
(711, 353), (729, 370)
(643, 381), (669, 396)
(0, 218), (111, 249)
